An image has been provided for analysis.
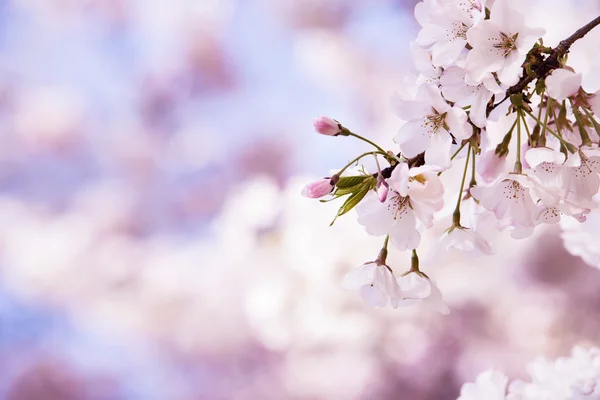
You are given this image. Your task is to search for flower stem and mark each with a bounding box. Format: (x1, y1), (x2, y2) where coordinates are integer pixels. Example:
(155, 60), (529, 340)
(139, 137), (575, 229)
(521, 110), (534, 147)
(336, 151), (388, 177)
(570, 101), (593, 147)
(523, 109), (577, 153)
(469, 148), (477, 188)
(344, 131), (403, 163)
(406, 249), (428, 278)
(437, 141), (467, 177)
(541, 95), (551, 142)
(452, 145), (471, 227)
(515, 111), (523, 173)
(376, 235), (390, 266)
(411, 249), (419, 272)
(582, 107), (600, 138)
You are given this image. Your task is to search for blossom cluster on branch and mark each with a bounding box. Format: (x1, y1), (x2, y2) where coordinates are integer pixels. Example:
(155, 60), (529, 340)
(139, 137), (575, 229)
(303, 0), (600, 312)
(458, 346), (600, 400)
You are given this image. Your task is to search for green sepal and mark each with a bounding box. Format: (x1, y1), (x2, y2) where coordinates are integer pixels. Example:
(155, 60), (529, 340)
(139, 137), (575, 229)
(535, 78), (545, 95)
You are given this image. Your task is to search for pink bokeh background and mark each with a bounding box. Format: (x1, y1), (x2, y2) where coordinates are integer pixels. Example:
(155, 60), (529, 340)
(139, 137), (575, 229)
(0, 0), (600, 399)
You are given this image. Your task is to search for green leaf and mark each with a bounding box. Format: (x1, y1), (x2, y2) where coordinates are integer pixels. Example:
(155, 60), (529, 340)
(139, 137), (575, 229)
(333, 183), (364, 196)
(337, 183), (370, 217)
(335, 175), (369, 188)
(334, 176), (376, 196)
(330, 183), (371, 226)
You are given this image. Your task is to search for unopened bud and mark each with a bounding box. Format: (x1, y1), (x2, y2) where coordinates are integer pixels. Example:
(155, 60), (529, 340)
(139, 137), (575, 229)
(301, 178), (335, 198)
(313, 116), (342, 136)
(377, 183), (389, 203)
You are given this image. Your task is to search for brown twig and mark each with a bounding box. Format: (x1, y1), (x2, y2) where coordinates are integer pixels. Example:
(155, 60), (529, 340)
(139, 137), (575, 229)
(490, 15), (600, 113)
(379, 16), (600, 175)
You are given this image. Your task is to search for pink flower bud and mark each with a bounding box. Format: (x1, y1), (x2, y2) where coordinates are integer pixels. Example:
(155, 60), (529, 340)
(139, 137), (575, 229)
(301, 178), (334, 198)
(377, 182), (389, 203)
(313, 116), (341, 136)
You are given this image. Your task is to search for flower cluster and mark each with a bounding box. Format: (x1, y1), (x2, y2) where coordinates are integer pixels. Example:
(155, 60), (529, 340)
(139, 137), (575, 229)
(458, 346), (600, 399)
(303, 1), (600, 312)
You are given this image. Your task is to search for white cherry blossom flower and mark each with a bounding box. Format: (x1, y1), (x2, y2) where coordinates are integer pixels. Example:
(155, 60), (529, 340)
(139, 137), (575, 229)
(561, 208), (600, 268)
(386, 162), (445, 228)
(470, 173), (539, 228)
(396, 273), (449, 314)
(342, 262), (404, 308)
(356, 192), (421, 251)
(458, 370), (508, 400)
(393, 83), (471, 168)
(545, 68), (583, 102)
(410, 41), (441, 79)
(441, 66), (504, 127)
(525, 147), (567, 204)
(535, 201), (589, 226)
(477, 149), (508, 184)
(562, 149), (600, 203)
(465, 0), (545, 85)
(439, 226), (494, 256)
(415, 0), (486, 68)
(507, 347), (600, 400)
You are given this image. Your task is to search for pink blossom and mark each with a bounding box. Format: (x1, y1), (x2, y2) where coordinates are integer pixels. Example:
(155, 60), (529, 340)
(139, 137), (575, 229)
(342, 262), (404, 308)
(477, 149), (508, 184)
(356, 192), (421, 251)
(545, 68), (582, 102)
(459, 370), (508, 400)
(301, 178), (334, 198)
(396, 274), (450, 314)
(470, 173), (539, 228)
(313, 116), (341, 136)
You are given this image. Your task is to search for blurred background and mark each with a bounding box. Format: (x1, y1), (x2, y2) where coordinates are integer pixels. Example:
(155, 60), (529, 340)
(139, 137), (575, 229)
(1, 0), (600, 399)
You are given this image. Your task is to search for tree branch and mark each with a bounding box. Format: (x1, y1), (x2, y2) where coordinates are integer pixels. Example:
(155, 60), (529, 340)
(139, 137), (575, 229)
(385, 16), (600, 175)
(490, 15), (600, 113)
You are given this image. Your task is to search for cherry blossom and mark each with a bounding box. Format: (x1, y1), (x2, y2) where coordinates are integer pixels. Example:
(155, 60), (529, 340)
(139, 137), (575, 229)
(393, 83), (471, 168)
(506, 347), (600, 399)
(470, 173), (539, 228)
(465, 0), (544, 85)
(396, 273), (449, 314)
(440, 66), (503, 127)
(545, 68), (583, 102)
(356, 191), (422, 251)
(563, 150), (600, 203)
(561, 208), (600, 268)
(477, 149), (508, 184)
(410, 41), (441, 79)
(303, 0), (600, 323)
(438, 226), (494, 256)
(386, 162), (445, 228)
(415, 0), (486, 68)
(458, 370), (508, 400)
(342, 262), (404, 308)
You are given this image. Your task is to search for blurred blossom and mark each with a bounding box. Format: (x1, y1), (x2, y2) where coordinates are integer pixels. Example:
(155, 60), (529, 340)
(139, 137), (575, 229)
(0, 0), (599, 399)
